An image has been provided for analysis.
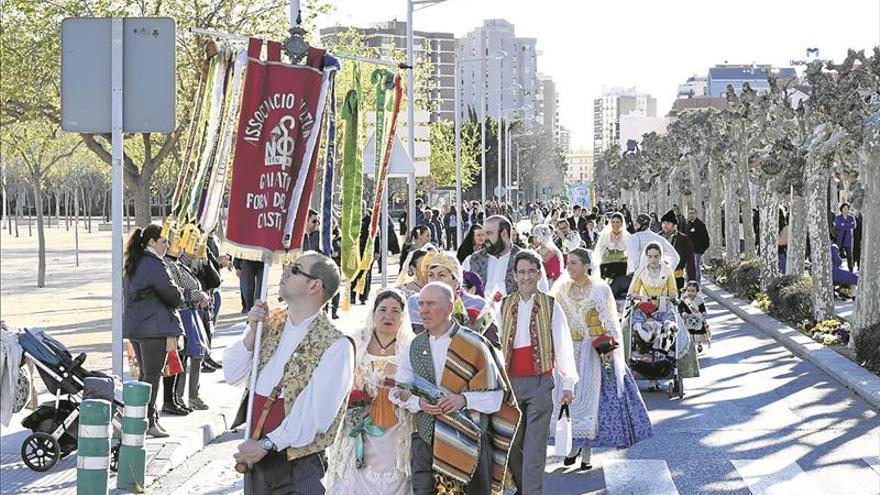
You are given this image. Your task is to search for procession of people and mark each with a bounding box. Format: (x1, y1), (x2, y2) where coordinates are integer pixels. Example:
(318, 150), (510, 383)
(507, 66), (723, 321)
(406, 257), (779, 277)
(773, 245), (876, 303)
(125, 197), (724, 495)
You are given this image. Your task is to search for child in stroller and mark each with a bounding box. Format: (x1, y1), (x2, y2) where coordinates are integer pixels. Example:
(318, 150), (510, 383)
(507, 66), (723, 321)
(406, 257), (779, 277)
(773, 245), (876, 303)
(678, 281), (711, 352)
(17, 328), (122, 472)
(627, 242), (681, 392)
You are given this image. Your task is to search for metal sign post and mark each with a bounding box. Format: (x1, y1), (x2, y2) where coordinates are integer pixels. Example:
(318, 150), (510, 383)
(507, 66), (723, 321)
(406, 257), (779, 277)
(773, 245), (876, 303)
(110, 18), (124, 379)
(62, 17), (176, 379)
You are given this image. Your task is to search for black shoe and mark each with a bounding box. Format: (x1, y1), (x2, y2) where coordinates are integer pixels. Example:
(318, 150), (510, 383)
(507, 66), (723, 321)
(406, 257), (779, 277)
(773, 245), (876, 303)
(204, 356), (223, 369)
(201, 363), (217, 373)
(161, 403), (189, 416)
(332, 312), (339, 320)
(563, 449), (581, 467)
(580, 462), (593, 471)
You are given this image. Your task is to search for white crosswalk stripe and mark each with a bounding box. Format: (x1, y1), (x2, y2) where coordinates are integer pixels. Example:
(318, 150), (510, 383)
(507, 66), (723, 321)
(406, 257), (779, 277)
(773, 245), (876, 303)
(603, 459), (679, 495)
(865, 456), (880, 478)
(731, 458), (823, 495)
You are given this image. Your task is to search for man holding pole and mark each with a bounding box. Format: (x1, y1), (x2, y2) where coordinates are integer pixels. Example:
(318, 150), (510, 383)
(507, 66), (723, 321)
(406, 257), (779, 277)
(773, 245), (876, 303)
(224, 252), (354, 494)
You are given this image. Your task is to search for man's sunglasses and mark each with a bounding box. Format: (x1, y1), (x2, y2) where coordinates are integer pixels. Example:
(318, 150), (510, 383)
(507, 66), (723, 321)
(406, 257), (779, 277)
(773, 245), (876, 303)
(284, 263), (320, 280)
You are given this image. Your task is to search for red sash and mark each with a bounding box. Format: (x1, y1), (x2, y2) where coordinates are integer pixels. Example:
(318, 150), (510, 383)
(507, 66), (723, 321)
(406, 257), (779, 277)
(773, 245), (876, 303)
(508, 346), (553, 377)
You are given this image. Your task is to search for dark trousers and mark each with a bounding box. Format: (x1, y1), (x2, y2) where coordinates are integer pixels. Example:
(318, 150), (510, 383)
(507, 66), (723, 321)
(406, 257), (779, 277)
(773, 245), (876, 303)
(509, 375), (554, 495)
(410, 430), (492, 495)
(349, 262), (373, 303)
(131, 337), (166, 426)
(240, 260), (264, 312)
(445, 227), (457, 250)
(244, 451), (327, 495)
(841, 245), (854, 272)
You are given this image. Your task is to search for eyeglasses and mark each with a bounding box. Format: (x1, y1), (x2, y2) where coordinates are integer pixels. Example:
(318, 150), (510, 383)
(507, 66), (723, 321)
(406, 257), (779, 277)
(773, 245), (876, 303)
(515, 269), (540, 277)
(283, 263), (320, 280)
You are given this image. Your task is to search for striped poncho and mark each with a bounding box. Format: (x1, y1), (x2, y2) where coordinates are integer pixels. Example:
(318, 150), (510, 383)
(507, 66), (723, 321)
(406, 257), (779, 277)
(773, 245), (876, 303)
(412, 324), (520, 493)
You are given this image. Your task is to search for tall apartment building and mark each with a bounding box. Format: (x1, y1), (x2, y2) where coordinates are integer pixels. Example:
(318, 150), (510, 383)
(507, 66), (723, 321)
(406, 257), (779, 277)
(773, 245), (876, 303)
(456, 19), (539, 125)
(593, 87), (657, 154)
(320, 20), (456, 122)
(706, 64), (796, 97)
(537, 73), (562, 142)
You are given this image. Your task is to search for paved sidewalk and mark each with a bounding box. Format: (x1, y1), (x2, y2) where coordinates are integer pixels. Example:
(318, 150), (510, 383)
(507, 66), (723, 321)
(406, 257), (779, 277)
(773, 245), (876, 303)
(0, 261), (396, 494)
(702, 280), (880, 410)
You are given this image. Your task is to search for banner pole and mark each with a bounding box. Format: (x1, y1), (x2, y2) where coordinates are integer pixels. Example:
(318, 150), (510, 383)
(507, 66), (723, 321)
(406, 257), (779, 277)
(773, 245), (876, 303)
(243, 261), (271, 442)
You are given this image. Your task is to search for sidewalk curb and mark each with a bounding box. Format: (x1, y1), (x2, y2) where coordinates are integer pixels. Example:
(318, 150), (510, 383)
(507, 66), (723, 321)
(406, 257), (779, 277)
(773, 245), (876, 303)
(702, 280), (880, 410)
(141, 410), (234, 487)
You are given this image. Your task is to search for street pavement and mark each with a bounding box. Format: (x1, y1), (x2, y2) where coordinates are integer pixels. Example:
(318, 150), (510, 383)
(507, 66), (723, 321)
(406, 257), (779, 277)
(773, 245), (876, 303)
(145, 296), (880, 494)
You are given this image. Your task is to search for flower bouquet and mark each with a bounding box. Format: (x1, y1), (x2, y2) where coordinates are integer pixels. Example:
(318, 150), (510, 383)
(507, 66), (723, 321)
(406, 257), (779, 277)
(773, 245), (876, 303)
(591, 334), (618, 373)
(346, 387), (382, 469)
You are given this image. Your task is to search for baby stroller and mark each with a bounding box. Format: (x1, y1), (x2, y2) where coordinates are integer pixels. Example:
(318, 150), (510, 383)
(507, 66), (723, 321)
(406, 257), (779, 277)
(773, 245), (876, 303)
(17, 328), (122, 472)
(620, 297), (690, 398)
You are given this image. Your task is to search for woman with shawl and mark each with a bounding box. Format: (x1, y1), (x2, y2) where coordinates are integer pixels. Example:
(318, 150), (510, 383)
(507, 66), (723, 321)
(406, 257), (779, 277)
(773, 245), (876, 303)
(591, 212), (631, 297)
(326, 289), (416, 495)
(456, 223), (485, 263)
(551, 248), (653, 470)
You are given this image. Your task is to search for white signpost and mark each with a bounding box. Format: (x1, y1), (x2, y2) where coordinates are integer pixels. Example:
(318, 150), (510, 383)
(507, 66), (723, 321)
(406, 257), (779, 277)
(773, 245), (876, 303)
(61, 17), (176, 379)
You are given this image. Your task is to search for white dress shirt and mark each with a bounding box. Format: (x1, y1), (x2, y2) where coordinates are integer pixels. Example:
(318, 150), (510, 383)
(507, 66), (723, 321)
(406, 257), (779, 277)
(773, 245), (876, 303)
(462, 250), (549, 297)
(392, 323), (503, 414)
(223, 311), (355, 450)
(493, 293), (578, 391)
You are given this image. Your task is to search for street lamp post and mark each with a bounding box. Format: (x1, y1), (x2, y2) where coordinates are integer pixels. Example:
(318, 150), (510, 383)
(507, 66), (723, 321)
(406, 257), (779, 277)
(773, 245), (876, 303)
(407, 0), (448, 233)
(454, 52), (503, 244)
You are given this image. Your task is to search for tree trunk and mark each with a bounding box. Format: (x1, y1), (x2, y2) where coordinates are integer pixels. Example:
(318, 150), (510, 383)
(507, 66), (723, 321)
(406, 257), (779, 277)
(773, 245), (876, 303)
(86, 190), (93, 233)
(707, 159), (723, 260)
(27, 190), (33, 237)
(132, 178), (151, 227)
(853, 155), (880, 342)
(723, 173), (740, 261)
(786, 187), (807, 276)
(32, 181), (47, 288)
(739, 158), (756, 258)
(65, 189), (71, 231)
(758, 182), (780, 290)
(806, 161), (834, 321)
(74, 186), (80, 267)
(690, 158), (705, 218)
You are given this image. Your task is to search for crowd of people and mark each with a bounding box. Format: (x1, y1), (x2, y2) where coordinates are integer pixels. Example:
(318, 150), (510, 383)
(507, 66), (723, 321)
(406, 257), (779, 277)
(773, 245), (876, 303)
(120, 195), (860, 494)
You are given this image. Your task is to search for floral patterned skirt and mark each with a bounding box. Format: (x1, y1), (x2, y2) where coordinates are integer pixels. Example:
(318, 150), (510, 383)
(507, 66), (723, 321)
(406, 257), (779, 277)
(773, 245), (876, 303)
(576, 368), (653, 449)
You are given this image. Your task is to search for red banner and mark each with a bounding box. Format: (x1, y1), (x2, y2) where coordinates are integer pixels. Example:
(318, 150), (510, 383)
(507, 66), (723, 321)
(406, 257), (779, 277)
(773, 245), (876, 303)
(225, 38), (326, 261)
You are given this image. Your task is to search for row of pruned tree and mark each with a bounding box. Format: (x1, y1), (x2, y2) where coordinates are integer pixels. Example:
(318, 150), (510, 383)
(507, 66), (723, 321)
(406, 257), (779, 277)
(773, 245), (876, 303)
(594, 49), (880, 357)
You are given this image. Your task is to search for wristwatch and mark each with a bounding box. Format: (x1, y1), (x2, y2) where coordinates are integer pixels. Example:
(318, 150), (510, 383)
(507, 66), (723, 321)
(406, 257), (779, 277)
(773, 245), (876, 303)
(260, 437), (276, 452)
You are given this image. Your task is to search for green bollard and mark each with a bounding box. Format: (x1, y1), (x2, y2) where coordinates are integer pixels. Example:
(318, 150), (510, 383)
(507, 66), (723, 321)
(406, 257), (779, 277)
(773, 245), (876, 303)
(77, 399), (111, 495)
(117, 381), (150, 493)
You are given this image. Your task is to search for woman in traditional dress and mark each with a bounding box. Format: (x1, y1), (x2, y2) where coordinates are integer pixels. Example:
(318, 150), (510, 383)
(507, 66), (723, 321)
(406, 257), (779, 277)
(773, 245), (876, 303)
(531, 224), (564, 283)
(551, 248), (653, 470)
(326, 289), (415, 495)
(592, 212), (630, 297)
(396, 247), (436, 299)
(628, 243), (700, 388)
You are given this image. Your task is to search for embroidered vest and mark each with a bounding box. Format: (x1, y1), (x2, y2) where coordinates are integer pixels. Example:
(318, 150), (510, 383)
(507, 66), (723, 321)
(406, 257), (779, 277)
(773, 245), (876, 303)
(499, 292), (555, 376)
(257, 309), (353, 461)
(468, 245), (520, 295)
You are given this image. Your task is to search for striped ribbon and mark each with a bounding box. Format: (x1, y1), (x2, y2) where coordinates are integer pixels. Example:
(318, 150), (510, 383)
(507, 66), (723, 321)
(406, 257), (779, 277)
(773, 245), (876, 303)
(320, 68), (338, 255)
(340, 63), (362, 283)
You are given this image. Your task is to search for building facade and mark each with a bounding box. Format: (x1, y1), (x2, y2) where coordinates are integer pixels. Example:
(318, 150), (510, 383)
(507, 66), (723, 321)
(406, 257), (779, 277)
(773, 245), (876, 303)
(456, 19), (539, 125)
(566, 148), (594, 184)
(320, 20), (456, 122)
(706, 64), (797, 97)
(593, 87), (657, 154)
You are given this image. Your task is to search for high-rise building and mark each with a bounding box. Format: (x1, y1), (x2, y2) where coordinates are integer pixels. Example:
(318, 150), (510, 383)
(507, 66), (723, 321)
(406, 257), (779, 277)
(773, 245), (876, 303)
(537, 73), (563, 142)
(456, 19), (539, 125)
(593, 87), (657, 154)
(320, 20), (456, 122)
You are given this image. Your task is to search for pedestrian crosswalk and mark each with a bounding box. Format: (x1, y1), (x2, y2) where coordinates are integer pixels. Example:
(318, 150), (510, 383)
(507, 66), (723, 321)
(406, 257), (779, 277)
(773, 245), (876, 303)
(545, 453), (880, 495)
(603, 459), (678, 495)
(731, 458), (824, 495)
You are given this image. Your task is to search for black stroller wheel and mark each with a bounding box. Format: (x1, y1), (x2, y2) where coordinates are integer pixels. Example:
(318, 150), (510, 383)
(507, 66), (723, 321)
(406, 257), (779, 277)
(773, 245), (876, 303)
(21, 432), (61, 472)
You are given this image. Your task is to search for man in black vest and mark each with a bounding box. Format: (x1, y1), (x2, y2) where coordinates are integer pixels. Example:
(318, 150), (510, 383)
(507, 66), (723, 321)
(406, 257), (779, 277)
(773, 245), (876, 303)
(660, 210), (696, 290)
(685, 207), (710, 283)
